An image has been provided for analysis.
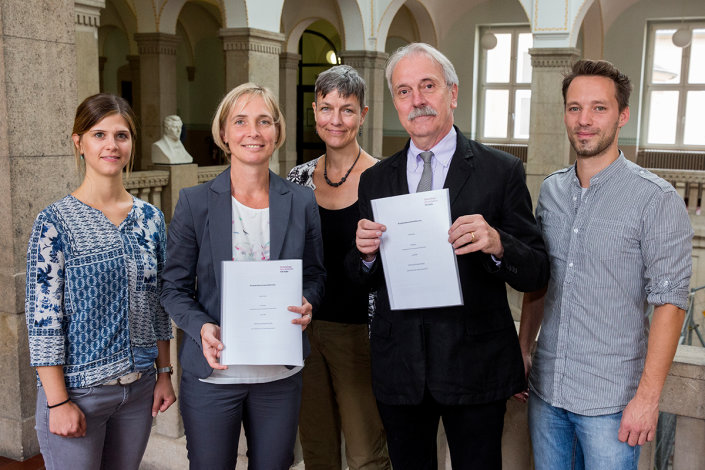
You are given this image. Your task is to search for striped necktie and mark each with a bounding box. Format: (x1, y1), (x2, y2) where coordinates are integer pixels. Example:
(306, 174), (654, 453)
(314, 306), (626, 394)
(416, 151), (434, 192)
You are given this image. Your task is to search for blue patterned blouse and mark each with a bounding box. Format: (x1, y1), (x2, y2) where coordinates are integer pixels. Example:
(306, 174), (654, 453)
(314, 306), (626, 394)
(25, 195), (172, 388)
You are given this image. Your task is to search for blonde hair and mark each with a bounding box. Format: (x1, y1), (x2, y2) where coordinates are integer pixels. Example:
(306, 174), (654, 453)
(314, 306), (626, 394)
(211, 83), (286, 159)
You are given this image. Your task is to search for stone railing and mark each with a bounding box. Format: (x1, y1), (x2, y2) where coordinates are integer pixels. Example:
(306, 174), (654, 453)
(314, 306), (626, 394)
(197, 164), (229, 183)
(123, 170), (170, 210)
(650, 168), (705, 214)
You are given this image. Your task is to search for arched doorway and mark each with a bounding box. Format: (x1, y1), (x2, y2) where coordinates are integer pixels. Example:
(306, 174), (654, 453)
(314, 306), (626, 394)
(297, 21), (342, 164)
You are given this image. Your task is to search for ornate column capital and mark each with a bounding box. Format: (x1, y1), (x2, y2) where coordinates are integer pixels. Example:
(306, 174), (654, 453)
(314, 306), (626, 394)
(529, 47), (581, 69)
(75, 0), (105, 28)
(219, 28), (284, 54)
(134, 32), (180, 56)
(339, 50), (389, 70)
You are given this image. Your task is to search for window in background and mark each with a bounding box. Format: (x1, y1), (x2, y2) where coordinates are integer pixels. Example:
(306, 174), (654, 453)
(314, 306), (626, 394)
(477, 26), (532, 143)
(642, 21), (705, 148)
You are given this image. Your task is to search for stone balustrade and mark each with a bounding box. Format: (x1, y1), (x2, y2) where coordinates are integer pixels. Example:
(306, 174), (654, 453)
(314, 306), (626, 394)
(651, 168), (705, 214)
(125, 166), (705, 223)
(123, 170), (170, 210)
(198, 164), (229, 183)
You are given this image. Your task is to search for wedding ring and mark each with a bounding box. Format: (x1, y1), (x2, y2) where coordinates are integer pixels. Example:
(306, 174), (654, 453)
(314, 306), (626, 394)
(470, 231), (476, 243)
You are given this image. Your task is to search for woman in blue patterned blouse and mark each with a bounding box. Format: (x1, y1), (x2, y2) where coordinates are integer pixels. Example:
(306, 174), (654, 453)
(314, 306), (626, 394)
(25, 94), (176, 470)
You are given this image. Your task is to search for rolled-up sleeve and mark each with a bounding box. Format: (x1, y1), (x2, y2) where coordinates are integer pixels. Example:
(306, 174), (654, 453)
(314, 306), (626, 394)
(25, 213), (66, 366)
(643, 190), (693, 310)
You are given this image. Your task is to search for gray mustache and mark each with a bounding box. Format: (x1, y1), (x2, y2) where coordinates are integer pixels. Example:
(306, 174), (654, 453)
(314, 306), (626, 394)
(408, 106), (438, 120)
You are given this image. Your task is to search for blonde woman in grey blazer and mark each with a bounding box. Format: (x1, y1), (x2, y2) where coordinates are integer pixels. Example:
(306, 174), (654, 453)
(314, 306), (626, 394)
(161, 83), (325, 470)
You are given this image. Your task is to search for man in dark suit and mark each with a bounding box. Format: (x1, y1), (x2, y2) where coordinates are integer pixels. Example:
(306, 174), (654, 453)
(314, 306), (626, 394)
(349, 43), (549, 469)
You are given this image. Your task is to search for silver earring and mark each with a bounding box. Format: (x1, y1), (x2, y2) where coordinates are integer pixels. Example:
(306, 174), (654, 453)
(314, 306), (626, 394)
(80, 154), (84, 160)
(358, 125), (363, 137)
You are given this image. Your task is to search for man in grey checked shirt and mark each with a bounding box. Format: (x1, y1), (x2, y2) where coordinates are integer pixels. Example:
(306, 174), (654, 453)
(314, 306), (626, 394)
(517, 60), (693, 469)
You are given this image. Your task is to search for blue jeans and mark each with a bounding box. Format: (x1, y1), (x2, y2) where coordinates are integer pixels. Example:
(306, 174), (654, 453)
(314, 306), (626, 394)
(528, 391), (640, 470)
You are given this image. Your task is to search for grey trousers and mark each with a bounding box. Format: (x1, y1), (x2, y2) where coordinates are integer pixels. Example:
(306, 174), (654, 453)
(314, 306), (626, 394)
(35, 370), (155, 470)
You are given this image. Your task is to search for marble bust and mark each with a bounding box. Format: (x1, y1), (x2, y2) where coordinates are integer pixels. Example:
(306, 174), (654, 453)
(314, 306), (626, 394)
(151, 115), (193, 164)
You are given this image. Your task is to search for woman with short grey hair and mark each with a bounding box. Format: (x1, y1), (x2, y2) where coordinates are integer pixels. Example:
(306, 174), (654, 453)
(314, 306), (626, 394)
(288, 65), (391, 470)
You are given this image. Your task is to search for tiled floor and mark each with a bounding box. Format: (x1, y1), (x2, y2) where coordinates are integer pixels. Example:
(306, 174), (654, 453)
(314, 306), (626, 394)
(0, 454), (44, 470)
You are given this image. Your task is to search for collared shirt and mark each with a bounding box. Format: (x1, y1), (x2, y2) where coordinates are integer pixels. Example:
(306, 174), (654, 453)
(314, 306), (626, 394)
(529, 153), (693, 416)
(360, 128), (457, 270)
(406, 126), (456, 193)
(25, 195), (173, 388)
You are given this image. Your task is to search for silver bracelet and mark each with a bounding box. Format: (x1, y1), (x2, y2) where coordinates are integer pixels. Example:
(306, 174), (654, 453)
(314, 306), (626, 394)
(156, 365), (173, 375)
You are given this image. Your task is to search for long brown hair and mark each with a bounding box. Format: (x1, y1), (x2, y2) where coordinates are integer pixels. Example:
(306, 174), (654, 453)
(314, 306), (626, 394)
(72, 93), (138, 174)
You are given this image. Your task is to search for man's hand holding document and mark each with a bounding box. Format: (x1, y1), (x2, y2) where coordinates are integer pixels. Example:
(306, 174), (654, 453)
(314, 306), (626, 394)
(371, 188), (463, 310)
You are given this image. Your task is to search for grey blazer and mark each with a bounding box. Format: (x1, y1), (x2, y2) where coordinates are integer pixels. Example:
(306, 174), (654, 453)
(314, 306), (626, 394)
(161, 168), (326, 378)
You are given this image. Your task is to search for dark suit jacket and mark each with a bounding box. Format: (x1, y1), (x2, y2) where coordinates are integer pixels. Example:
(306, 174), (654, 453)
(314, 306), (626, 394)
(347, 128), (548, 406)
(161, 168), (326, 378)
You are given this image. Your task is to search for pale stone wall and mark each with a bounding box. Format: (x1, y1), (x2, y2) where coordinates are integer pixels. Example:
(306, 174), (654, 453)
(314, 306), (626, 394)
(0, 0), (78, 459)
(74, 1), (104, 103)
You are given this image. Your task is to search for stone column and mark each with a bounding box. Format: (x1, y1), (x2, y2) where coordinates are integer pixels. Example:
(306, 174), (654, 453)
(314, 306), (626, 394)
(220, 28), (284, 174)
(74, 1), (104, 104)
(279, 52), (300, 174)
(134, 33), (179, 170)
(339, 50), (388, 159)
(0, 0), (78, 460)
(525, 47), (580, 204)
(153, 163), (198, 223)
(219, 28), (284, 93)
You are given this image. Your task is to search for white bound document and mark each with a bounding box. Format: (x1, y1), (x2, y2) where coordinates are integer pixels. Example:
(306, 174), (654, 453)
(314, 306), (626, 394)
(371, 188), (463, 310)
(220, 259), (303, 366)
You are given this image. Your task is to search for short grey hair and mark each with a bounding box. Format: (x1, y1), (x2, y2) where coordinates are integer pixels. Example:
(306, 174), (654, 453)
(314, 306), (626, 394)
(385, 43), (459, 94)
(315, 65), (367, 108)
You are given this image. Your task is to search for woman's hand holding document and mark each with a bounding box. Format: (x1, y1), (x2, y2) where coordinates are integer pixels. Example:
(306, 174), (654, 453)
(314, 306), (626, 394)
(220, 260), (303, 366)
(371, 188), (463, 310)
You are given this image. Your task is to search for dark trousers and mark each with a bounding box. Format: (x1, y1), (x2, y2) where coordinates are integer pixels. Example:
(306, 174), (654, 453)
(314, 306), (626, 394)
(179, 370), (302, 470)
(376, 390), (507, 470)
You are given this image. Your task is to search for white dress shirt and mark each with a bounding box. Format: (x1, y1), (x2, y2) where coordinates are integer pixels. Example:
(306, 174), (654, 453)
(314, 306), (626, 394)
(406, 127), (456, 193)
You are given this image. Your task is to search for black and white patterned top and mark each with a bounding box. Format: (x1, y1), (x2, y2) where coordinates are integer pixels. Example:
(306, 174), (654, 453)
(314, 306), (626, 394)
(286, 157), (319, 190)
